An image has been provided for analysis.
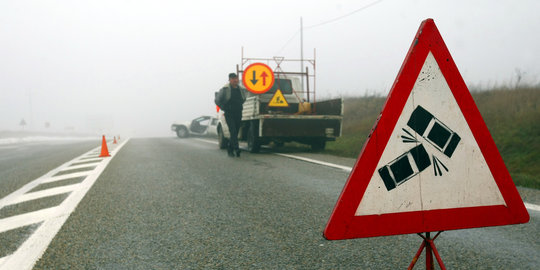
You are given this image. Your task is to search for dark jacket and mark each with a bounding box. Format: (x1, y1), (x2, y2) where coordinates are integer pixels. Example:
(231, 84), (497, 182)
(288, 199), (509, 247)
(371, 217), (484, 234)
(215, 83), (247, 111)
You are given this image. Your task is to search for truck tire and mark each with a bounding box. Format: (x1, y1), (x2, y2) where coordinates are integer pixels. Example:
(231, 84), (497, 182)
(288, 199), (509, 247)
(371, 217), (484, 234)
(218, 126), (228, 149)
(247, 121), (261, 153)
(311, 139), (326, 151)
(176, 127), (189, 138)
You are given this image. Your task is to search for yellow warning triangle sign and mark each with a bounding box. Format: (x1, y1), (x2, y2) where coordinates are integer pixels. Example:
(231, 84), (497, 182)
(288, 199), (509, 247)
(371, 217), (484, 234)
(268, 89), (288, 107)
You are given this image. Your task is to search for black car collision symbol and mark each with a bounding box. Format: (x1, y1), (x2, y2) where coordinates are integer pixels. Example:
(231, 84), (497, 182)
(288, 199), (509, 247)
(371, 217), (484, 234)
(378, 105), (461, 191)
(378, 144), (431, 191)
(407, 106), (461, 158)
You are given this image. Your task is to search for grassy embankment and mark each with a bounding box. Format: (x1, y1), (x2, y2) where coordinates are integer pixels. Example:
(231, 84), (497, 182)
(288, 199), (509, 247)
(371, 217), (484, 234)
(325, 86), (540, 189)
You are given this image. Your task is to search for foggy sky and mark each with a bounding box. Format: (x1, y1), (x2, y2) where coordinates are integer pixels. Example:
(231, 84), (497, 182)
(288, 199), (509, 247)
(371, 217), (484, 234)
(1, 0), (539, 137)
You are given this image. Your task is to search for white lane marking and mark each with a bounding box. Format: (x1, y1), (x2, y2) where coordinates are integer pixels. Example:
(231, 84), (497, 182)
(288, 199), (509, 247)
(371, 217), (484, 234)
(192, 137), (540, 212)
(59, 163), (97, 171)
(273, 153), (353, 172)
(79, 155), (105, 161)
(0, 150), (105, 209)
(41, 171), (91, 184)
(5, 184), (80, 206)
(193, 138), (353, 172)
(524, 203), (540, 212)
(0, 138), (129, 270)
(71, 157), (103, 163)
(193, 138), (219, 145)
(0, 207), (56, 234)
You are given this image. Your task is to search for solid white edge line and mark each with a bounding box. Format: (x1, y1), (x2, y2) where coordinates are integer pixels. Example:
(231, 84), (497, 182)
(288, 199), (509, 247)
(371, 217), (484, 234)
(0, 138), (130, 270)
(524, 202), (540, 212)
(191, 137), (540, 212)
(193, 138), (218, 145)
(274, 153), (353, 172)
(192, 138), (353, 172)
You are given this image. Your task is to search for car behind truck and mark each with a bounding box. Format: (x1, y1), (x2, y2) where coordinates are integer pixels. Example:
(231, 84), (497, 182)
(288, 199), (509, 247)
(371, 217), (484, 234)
(171, 115), (218, 138)
(217, 56), (343, 152)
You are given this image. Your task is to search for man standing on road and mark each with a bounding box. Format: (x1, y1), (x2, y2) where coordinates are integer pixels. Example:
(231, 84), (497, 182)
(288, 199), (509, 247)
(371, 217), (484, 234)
(216, 73), (246, 157)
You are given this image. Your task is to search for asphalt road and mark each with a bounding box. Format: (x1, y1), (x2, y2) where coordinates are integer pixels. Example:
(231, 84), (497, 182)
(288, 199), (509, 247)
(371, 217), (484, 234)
(0, 140), (100, 199)
(1, 137), (539, 269)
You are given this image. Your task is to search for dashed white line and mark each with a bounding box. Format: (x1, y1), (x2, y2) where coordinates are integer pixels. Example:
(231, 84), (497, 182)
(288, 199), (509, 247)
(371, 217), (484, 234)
(192, 137), (540, 212)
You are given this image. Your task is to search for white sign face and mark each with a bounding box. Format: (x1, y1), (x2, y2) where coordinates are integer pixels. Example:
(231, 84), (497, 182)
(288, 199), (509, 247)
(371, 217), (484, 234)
(355, 52), (505, 216)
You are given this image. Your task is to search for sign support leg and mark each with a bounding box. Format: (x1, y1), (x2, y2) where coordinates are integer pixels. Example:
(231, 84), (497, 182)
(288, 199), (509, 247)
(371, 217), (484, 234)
(425, 232), (433, 269)
(407, 231), (446, 270)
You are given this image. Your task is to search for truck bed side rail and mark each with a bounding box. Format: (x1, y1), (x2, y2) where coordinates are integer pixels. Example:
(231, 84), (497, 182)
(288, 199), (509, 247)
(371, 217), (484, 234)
(314, 98), (343, 116)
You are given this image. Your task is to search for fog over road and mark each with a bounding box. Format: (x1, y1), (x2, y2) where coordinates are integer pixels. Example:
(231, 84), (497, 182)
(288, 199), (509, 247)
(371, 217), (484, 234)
(0, 138), (538, 269)
(2, 1), (540, 137)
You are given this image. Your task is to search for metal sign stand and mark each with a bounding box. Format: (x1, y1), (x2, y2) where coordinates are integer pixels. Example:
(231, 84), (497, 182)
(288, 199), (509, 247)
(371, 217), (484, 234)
(408, 231), (446, 270)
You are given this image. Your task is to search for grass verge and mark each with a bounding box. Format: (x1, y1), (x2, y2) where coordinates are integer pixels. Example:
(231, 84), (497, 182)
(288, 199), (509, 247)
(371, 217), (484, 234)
(325, 86), (539, 189)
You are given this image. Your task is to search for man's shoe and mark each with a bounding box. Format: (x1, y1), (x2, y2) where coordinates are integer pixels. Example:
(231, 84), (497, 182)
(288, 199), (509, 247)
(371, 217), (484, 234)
(227, 149), (234, 157)
(235, 149), (241, 157)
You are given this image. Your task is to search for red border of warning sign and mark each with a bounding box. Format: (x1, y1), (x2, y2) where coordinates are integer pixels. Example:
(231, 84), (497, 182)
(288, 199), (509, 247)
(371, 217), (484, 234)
(323, 19), (529, 240)
(242, 62), (275, 94)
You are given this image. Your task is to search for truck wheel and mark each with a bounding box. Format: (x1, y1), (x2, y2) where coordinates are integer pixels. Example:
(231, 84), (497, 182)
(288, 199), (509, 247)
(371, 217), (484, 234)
(176, 127), (189, 138)
(311, 140), (326, 151)
(247, 121), (261, 153)
(218, 126), (228, 149)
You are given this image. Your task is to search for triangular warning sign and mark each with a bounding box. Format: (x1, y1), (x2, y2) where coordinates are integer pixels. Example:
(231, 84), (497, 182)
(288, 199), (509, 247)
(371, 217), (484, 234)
(268, 89), (289, 107)
(324, 19), (529, 240)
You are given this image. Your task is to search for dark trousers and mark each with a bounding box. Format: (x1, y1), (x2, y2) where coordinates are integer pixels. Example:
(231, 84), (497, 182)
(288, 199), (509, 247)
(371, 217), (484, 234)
(225, 112), (242, 151)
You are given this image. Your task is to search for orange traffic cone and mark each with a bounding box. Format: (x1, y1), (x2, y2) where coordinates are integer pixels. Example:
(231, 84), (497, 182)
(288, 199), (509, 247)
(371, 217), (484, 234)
(99, 135), (110, 157)
(113, 136), (117, 144)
